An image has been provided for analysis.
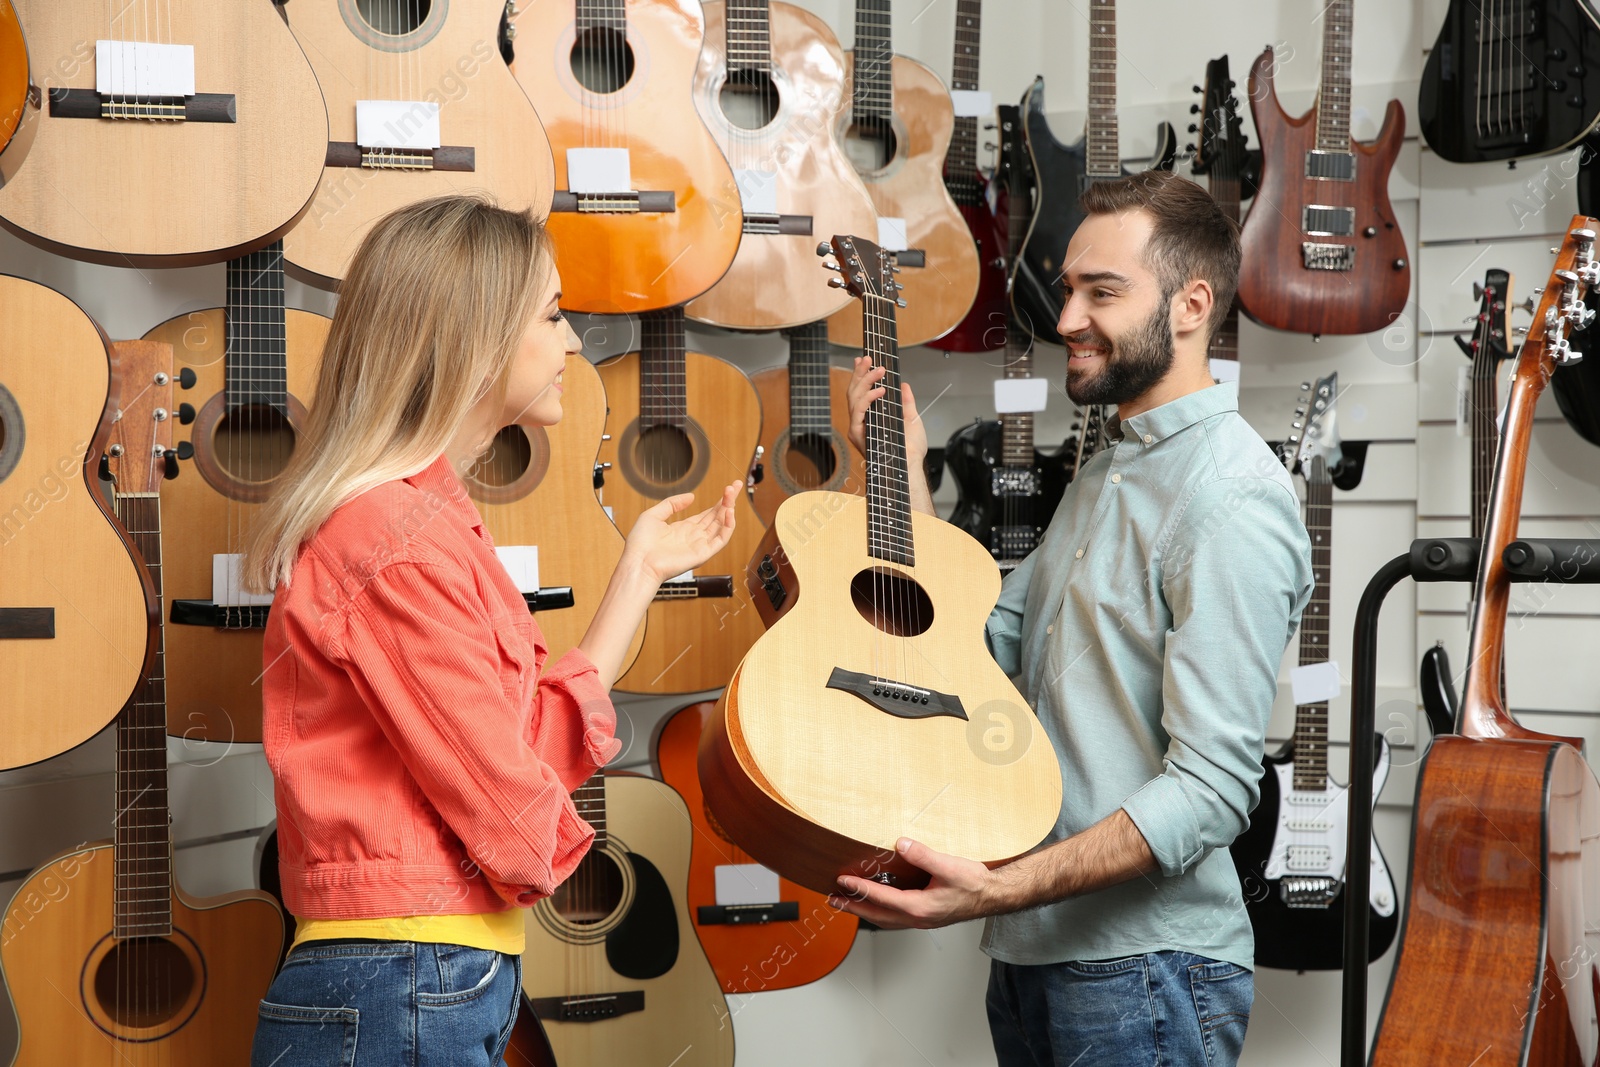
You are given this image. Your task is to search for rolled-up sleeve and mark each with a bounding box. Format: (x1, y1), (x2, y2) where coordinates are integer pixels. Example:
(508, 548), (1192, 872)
(1121, 476), (1311, 878)
(985, 549), (1037, 678)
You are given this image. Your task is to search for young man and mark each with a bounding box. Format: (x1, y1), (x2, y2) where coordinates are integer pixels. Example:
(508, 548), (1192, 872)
(834, 171), (1313, 1066)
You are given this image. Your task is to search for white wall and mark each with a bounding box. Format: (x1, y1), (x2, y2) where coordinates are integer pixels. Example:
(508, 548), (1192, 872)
(3, 0), (1598, 1064)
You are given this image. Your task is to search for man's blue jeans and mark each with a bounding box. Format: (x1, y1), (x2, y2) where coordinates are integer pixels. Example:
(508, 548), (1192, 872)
(987, 950), (1254, 1066)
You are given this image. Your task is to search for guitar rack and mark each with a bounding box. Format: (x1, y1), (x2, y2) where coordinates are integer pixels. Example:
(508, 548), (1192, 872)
(1343, 536), (1600, 1066)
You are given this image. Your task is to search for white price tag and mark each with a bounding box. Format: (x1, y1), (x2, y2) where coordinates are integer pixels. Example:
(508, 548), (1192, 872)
(714, 863), (781, 906)
(1291, 661), (1342, 705)
(97, 40), (195, 98)
(212, 554), (274, 608)
(494, 545), (541, 595)
(994, 377), (1049, 414)
(735, 168), (779, 215)
(877, 217), (909, 252)
(567, 147), (633, 194)
(666, 569), (695, 583)
(949, 89), (993, 119)
(356, 100), (442, 150)
(1209, 358), (1241, 384)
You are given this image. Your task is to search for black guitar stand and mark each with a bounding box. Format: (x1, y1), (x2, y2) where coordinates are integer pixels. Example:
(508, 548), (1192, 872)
(1342, 537), (1600, 1066)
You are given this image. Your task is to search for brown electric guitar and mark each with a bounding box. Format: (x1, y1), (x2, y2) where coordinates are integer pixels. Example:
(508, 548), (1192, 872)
(1371, 220), (1600, 1066)
(0, 274), (151, 770)
(465, 353), (643, 671)
(142, 241), (330, 743)
(0, 0), (325, 265)
(510, 0), (741, 314)
(1236, 0), (1409, 336)
(0, 340), (283, 1066)
(0, 0), (27, 159)
(700, 235), (1061, 895)
(685, 0), (878, 331)
(826, 0), (979, 350)
(280, 0), (555, 287)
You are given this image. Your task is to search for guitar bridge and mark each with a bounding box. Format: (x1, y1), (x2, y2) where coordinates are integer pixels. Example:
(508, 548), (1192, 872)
(1302, 242), (1355, 271)
(551, 191), (676, 214)
(990, 525), (1038, 559)
(825, 667), (967, 721)
(527, 991), (644, 1022)
(743, 213), (814, 236)
(48, 88), (237, 124)
(1279, 876), (1339, 909)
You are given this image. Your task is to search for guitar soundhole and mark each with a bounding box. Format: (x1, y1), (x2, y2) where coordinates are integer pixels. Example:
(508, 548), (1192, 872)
(355, 0), (433, 35)
(783, 433), (837, 489)
(719, 71), (779, 131)
(843, 118), (899, 173)
(474, 425), (532, 487)
(0, 384), (20, 484)
(212, 405), (295, 485)
(571, 28), (635, 94)
(849, 566), (934, 637)
(551, 850), (625, 924)
(93, 938), (195, 1027)
(634, 424), (693, 486)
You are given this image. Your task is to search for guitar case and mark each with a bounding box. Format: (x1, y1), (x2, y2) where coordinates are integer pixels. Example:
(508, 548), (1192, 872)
(1559, 139), (1600, 447)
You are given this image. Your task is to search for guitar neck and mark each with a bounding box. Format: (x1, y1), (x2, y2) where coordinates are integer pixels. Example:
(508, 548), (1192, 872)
(225, 239), (290, 412)
(1292, 462), (1332, 790)
(1085, 0), (1120, 178)
(115, 493), (174, 939)
(575, 0), (626, 31)
(862, 293), (913, 566)
(999, 335), (1036, 467)
(785, 321), (832, 435)
(1315, 0), (1354, 150)
(573, 773), (607, 848)
(1469, 347), (1499, 543)
(1208, 176), (1241, 363)
(942, 0), (983, 198)
(852, 0), (894, 124)
(725, 0), (772, 74)
(640, 307), (689, 429)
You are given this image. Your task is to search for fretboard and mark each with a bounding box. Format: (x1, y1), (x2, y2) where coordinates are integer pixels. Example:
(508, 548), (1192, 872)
(1085, 0), (1120, 178)
(941, 0), (983, 203)
(1292, 458), (1332, 791)
(1000, 158), (1035, 467)
(862, 293), (912, 565)
(225, 239), (290, 413)
(575, 0), (625, 31)
(852, 0), (894, 123)
(1315, 0), (1353, 150)
(725, 0), (771, 74)
(1207, 176), (1241, 364)
(573, 773), (607, 849)
(115, 493), (174, 938)
(785, 321), (832, 435)
(640, 307), (689, 430)
(1469, 332), (1500, 544)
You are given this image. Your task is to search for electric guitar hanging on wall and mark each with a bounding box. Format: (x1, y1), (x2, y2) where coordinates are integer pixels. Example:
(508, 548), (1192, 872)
(1191, 56), (1250, 373)
(280, 0), (555, 287)
(1236, 0), (1410, 336)
(685, 0), (878, 331)
(0, 0), (326, 265)
(0, 274), (151, 770)
(1228, 375), (1399, 971)
(509, 0), (742, 314)
(0, 340), (284, 1065)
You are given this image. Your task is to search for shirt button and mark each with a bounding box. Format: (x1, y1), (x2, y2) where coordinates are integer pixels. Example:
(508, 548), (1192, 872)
(1143, 434), (1153, 444)
(1111, 473), (1122, 484)
(1046, 624), (1055, 635)
(1074, 548), (1084, 559)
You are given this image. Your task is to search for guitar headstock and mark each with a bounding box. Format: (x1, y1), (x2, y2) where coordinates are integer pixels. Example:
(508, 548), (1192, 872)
(819, 235), (902, 307)
(1192, 55), (1247, 178)
(996, 103), (1029, 199)
(104, 339), (178, 496)
(1285, 372), (1341, 480)
(1456, 268), (1514, 366)
(1515, 221), (1600, 377)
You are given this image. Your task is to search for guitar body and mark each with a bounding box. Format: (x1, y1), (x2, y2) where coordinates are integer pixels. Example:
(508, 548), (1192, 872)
(0, 842), (283, 1065)
(281, 0), (555, 287)
(826, 54), (980, 349)
(685, 1), (878, 331)
(510, 0), (741, 313)
(1420, 0), (1600, 163)
(0, 0), (25, 158)
(748, 363), (863, 527)
(1372, 737), (1600, 1065)
(504, 997), (559, 1067)
(521, 773), (733, 1067)
(701, 491), (1062, 895)
(944, 418), (1071, 563)
(595, 348), (766, 694)
(0, 275), (151, 769)
(469, 354), (643, 670)
(656, 701), (857, 993)
(0, 1), (325, 266)
(929, 182), (1010, 352)
(1237, 48), (1410, 336)
(1228, 734), (1399, 971)
(141, 307), (330, 743)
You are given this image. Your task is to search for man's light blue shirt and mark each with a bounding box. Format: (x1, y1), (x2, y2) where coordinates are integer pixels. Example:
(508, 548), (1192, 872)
(981, 382), (1313, 970)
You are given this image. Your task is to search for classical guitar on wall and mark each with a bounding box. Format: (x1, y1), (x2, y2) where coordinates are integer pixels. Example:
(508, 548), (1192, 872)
(521, 771), (734, 1067)
(0, 0), (326, 265)
(280, 0), (555, 287)
(825, 0), (980, 350)
(700, 234), (1062, 896)
(141, 241), (331, 743)
(685, 0), (878, 331)
(1228, 375), (1399, 971)
(1236, 0), (1410, 337)
(0, 274), (151, 771)
(595, 306), (768, 695)
(0, 340), (284, 1065)
(509, 0), (742, 314)
(0, 0), (28, 160)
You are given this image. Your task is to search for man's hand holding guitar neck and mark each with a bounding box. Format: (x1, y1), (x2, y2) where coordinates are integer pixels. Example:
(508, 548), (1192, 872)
(847, 356), (937, 517)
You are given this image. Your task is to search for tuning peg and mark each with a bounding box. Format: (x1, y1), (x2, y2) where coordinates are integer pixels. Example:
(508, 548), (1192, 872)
(1517, 297), (1536, 313)
(1187, 123), (1198, 133)
(178, 367), (196, 389)
(1552, 247), (1561, 254)
(827, 276), (846, 288)
(1295, 406), (1306, 415)
(175, 440), (194, 461)
(815, 242), (831, 257)
(893, 281), (905, 291)
(1185, 143), (1196, 153)
(1189, 103), (1201, 114)
(162, 450), (180, 480)
(1514, 325), (1529, 334)
(1192, 84), (1202, 93)
(1300, 381), (1311, 391)
(983, 122), (997, 130)
(178, 402), (195, 425)
(1532, 287), (1544, 296)
(1287, 433), (1300, 444)
(1472, 281), (1484, 299)
(1291, 420), (1303, 429)
(821, 258), (839, 271)
(896, 298), (907, 308)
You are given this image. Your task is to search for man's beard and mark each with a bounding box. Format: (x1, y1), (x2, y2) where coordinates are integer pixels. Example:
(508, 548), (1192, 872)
(1063, 298), (1176, 406)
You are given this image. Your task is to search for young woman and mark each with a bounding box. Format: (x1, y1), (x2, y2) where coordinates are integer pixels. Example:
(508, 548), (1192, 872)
(243, 196), (739, 1067)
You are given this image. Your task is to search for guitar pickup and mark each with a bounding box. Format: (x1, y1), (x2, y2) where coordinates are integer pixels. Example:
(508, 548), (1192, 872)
(742, 213), (813, 236)
(826, 667), (967, 722)
(1284, 845), (1333, 871)
(551, 190), (676, 214)
(991, 468), (1040, 496)
(0, 608), (54, 639)
(1302, 205), (1354, 237)
(697, 901), (800, 926)
(893, 249), (927, 268)
(1303, 149), (1355, 181)
(522, 587), (575, 612)
(1302, 242), (1355, 272)
(527, 991), (644, 1022)
(654, 575), (734, 600)
(324, 142), (476, 172)
(49, 88), (236, 123)
(169, 600), (269, 630)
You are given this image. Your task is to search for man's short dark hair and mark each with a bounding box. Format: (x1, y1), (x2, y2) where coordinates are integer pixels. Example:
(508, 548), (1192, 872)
(1080, 171), (1241, 340)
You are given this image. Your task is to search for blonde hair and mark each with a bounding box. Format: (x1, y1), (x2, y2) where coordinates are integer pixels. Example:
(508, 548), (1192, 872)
(244, 195), (553, 592)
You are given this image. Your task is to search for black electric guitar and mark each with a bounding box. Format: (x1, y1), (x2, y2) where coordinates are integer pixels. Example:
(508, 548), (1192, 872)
(1555, 143), (1600, 445)
(1191, 56), (1251, 372)
(1419, 0), (1600, 164)
(1229, 374), (1399, 970)
(947, 104), (1070, 569)
(1010, 0), (1176, 343)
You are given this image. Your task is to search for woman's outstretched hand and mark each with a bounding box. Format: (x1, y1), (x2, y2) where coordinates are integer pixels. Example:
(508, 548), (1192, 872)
(623, 481), (741, 585)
